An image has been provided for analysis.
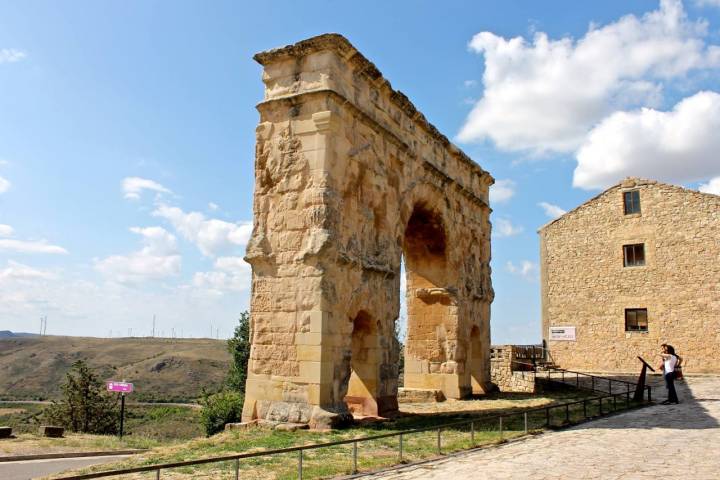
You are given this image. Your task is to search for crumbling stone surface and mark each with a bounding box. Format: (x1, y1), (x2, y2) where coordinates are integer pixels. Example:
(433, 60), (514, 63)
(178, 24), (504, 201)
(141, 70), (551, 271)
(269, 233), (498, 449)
(397, 388), (446, 403)
(242, 34), (493, 427)
(540, 178), (720, 373)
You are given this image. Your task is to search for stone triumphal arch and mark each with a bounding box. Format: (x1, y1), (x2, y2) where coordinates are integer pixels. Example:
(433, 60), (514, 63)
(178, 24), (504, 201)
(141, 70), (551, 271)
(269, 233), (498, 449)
(242, 34), (494, 428)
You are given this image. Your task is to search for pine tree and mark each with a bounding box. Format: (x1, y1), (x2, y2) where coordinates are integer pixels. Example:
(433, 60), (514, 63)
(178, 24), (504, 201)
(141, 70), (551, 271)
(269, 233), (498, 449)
(43, 360), (119, 434)
(226, 311), (251, 393)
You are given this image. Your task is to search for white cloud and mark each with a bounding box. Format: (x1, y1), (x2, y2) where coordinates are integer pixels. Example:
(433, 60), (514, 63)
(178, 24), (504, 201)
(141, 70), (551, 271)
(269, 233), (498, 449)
(490, 179), (516, 204)
(122, 177), (171, 200)
(208, 202), (219, 211)
(192, 256), (251, 295)
(538, 201), (567, 219)
(0, 238), (68, 254)
(699, 176), (720, 194)
(0, 260), (55, 282)
(0, 49), (26, 64)
(153, 205), (252, 257)
(94, 226), (180, 283)
(458, 0), (720, 154)
(463, 79), (478, 88)
(0, 176), (10, 194)
(494, 218), (523, 237)
(506, 260), (539, 281)
(0, 224), (13, 237)
(574, 91), (720, 189)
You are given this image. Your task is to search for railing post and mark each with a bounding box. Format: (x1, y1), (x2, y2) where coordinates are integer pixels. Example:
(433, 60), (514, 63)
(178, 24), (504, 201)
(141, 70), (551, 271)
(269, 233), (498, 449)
(399, 433), (403, 463)
(524, 412), (528, 433)
(545, 407), (550, 427)
(626, 390), (630, 406)
(235, 458), (239, 480)
(591, 376), (595, 392)
(471, 421), (475, 445)
(155, 469), (160, 480)
(583, 399), (587, 418)
(298, 449), (303, 480)
(565, 403), (570, 423)
(609, 378), (612, 394)
(352, 441), (358, 474)
(437, 427), (442, 454)
(599, 397), (603, 415)
(613, 395), (617, 411)
(499, 416), (503, 440)
(562, 370), (565, 384)
(576, 372), (579, 387)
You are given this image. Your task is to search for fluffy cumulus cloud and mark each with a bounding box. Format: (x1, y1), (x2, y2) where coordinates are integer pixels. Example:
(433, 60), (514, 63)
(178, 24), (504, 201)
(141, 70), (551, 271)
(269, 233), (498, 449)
(122, 177), (171, 200)
(494, 218), (523, 237)
(574, 91), (720, 189)
(490, 179), (516, 204)
(0, 238), (68, 254)
(0, 224), (14, 237)
(192, 256), (251, 295)
(506, 260), (539, 281)
(0, 49), (26, 64)
(0, 175), (10, 194)
(153, 205), (252, 257)
(699, 176), (720, 194)
(538, 201), (567, 219)
(458, 0), (720, 154)
(695, 0), (720, 7)
(95, 226), (181, 283)
(0, 260), (55, 283)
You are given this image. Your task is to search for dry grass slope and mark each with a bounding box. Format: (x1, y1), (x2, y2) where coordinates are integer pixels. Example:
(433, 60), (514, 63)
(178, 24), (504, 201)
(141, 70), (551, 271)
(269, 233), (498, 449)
(0, 336), (230, 402)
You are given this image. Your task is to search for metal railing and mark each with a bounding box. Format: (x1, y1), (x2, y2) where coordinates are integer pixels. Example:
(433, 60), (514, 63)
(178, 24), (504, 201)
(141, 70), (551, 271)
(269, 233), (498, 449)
(512, 360), (651, 401)
(56, 376), (651, 480)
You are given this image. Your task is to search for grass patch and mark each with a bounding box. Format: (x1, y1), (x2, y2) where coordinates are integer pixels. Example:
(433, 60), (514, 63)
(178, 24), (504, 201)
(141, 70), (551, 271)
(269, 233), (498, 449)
(48, 387), (632, 480)
(0, 403), (201, 457)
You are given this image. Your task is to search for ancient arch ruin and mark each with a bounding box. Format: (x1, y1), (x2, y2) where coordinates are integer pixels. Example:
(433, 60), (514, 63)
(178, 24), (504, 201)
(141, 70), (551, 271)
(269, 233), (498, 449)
(242, 34), (494, 428)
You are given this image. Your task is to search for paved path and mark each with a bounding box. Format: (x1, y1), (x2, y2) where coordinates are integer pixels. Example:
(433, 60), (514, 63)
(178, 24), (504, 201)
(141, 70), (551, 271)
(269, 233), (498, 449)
(367, 376), (720, 480)
(0, 454), (131, 480)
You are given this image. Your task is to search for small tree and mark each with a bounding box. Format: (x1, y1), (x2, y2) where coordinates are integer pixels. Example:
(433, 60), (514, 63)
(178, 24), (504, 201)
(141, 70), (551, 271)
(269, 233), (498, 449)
(43, 360), (118, 434)
(226, 311), (251, 392)
(200, 390), (244, 436)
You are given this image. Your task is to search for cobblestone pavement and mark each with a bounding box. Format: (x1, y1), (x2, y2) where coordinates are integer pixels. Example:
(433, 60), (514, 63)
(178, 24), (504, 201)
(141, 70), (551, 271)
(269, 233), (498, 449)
(366, 376), (720, 480)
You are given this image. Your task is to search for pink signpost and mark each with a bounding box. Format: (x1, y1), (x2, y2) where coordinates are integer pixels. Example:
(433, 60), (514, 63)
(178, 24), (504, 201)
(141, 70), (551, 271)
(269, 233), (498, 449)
(107, 381), (134, 393)
(107, 381), (134, 438)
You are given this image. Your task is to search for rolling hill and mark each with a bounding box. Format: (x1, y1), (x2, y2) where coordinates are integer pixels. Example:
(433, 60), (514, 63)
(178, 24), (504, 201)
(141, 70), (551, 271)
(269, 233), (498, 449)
(0, 335), (231, 402)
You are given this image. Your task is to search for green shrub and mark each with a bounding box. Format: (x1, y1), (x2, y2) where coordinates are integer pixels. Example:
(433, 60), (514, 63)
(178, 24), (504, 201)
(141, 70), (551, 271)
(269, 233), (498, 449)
(200, 390), (244, 436)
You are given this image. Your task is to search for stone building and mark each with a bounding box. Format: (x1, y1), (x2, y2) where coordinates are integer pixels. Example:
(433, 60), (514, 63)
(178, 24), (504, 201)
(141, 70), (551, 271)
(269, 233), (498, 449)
(540, 178), (720, 373)
(242, 34), (494, 428)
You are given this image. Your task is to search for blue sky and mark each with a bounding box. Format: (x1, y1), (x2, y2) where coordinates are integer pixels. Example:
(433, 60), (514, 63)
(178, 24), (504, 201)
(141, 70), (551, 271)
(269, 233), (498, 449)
(1, 0), (719, 342)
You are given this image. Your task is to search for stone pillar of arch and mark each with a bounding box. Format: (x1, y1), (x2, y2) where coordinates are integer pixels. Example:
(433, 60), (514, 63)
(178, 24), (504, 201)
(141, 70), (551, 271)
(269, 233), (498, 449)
(242, 34), (494, 428)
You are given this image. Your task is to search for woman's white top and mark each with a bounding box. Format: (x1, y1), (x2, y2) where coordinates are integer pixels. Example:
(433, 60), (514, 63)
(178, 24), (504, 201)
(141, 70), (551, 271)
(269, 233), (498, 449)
(664, 354), (677, 373)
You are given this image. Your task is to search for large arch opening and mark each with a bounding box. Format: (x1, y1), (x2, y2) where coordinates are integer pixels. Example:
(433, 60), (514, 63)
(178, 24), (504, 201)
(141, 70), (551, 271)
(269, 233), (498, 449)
(343, 311), (381, 417)
(402, 203), (461, 396)
(469, 325), (483, 395)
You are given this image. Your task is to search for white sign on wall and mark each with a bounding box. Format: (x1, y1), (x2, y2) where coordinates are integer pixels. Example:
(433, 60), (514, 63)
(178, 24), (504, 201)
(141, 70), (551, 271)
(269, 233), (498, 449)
(549, 326), (576, 341)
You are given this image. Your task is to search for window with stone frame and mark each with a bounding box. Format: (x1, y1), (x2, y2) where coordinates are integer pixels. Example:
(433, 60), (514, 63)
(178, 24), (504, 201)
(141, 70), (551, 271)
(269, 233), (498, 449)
(625, 308), (648, 332)
(623, 243), (645, 267)
(623, 190), (641, 214)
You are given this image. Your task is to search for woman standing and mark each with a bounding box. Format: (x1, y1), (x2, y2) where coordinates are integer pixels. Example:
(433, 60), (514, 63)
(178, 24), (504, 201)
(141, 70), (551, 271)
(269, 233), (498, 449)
(659, 344), (680, 405)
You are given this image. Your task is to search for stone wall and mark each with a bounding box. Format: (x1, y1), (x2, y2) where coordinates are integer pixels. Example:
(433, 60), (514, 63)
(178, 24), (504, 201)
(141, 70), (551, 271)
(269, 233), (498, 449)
(540, 178), (720, 373)
(490, 346), (536, 393)
(242, 34), (494, 427)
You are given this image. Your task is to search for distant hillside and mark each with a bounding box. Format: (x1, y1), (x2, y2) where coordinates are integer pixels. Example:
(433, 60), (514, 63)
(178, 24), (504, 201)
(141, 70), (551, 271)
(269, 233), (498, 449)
(0, 331), (39, 338)
(0, 336), (231, 402)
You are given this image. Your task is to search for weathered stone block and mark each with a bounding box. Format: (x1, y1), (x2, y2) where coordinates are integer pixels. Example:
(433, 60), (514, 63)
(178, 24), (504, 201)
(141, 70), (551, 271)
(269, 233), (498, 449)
(39, 425), (64, 438)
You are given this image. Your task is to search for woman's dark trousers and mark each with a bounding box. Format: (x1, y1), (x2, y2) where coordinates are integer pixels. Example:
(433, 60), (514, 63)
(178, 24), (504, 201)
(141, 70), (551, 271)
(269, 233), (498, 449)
(664, 371), (679, 403)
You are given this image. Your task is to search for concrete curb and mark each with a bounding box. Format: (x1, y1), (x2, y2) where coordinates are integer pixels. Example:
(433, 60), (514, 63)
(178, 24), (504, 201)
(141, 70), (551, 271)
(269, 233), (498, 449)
(0, 449), (147, 463)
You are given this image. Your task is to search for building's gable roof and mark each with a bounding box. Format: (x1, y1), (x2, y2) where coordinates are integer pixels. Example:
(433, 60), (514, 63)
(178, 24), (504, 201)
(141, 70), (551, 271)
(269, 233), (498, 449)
(537, 177), (720, 233)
